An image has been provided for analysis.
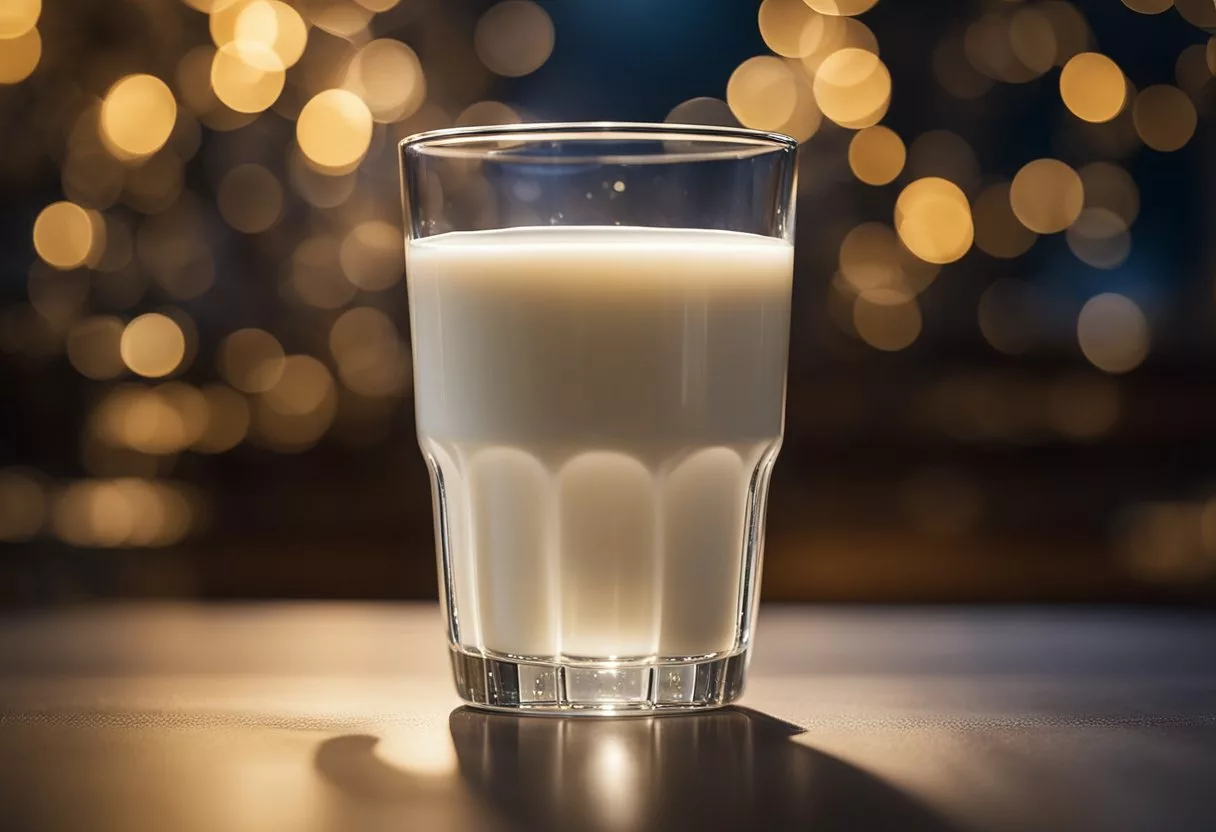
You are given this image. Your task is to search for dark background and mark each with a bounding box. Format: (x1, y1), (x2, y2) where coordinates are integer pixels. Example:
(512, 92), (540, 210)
(2, 0), (1215, 605)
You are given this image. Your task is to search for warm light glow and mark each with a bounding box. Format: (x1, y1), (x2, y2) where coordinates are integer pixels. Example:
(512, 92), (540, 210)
(340, 221), (404, 291)
(1079, 162), (1140, 226)
(1132, 85), (1197, 151)
(906, 130), (978, 192)
(312, 2), (373, 37)
(894, 177), (973, 265)
(345, 39), (426, 123)
(1059, 53), (1126, 123)
(0, 27), (41, 84)
(1009, 7), (1057, 76)
(1046, 376), (1120, 439)
(51, 478), (194, 548)
(354, 0), (399, 10)
(965, 13), (1039, 83)
(455, 100), (521, 127)
(804, 0), (877, 16)
(800, 17), (878, 74)
(973, 182), (1037, 259)
(1066, 209), (1131, 269)
(193, 385), (250, 453)
(122, 152), (185, 214)
(329, 307), (411, 397)
(664, 97), (738, 127)
(33, 202), (95, 270)
(853, 289), (922, 352)
(0, 0), (39, 39)
(1121, 0), (1173, 13)
(288, 148), (357, 207)
(1039, 1), (1092, 67)
(839, 223), (905, 293)
(1077, 293), (1149, 374)
(120, 313), (187, 378)
(1010, 159), (1084, 234)
(777, 63), (822, 143)
(233, 0), (307, 69)
(848, 125), (904, 185)
(758, 0), (825, 58)
(812, 47), (891, 129)
(262, 354), (333, 416)
(475, 1), (554, 77)
(0, 469), (45, 542)
(291, 236), (357, 309)
(727, 56), (797, 131)
(1174, 44), (1211, 99)
(297, 89), (374, 169)
(217, 328), (285, 393)
(211, 41), (285, 114)
(218, 164), (283, 233)
(374, 725), (458, 778)
(100, 75), (177, 160)
(67, 316), (126, 380)
(1174, 0), (1216, 29)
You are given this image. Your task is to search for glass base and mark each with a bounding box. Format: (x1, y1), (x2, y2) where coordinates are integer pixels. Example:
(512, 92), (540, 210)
(449, 647), (749, 715)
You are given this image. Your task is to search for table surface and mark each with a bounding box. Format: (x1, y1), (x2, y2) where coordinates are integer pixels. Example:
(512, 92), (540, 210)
(1, 604), (1214, 832)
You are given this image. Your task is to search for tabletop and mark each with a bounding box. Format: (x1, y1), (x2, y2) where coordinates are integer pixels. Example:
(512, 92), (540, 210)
(0, 603), (1214, 832)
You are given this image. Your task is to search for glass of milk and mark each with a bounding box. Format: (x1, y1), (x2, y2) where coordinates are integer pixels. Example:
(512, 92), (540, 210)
(400, 123), (797, 714)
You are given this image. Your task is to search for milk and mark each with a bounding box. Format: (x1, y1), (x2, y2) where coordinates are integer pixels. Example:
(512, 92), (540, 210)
(407, 226), (792, 661)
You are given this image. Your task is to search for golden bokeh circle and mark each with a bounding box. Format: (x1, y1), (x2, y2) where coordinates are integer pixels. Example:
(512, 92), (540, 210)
(853, 290), (922, 352)
(727, 56), (798, 131)
(100, 75), (178, 159)
(1077, 293), (1149, 374)
(1132, 85), (1197, 151)
(193, 385), (251, 454)
(217, 163), (283, 233)
(1066, 208), (1131, 269)
(1059, 53), (1126, 123)
(1079, 162), (1140, 226)
(848, 125), (905, 186)
(211, 41), (285, 114)
(0, 0), (39, 39)
(262, 354), (334, 416)
(455, 100), (521, 127)
(233, 0), (307, 69)
(345, 39), (426, 124)
(0, 27), (41, 85)
(758, 0), (825, 58)
(33, 202), (95, 270)
(812, 47), (891, 129)
(120, 313), (187, 379)
(0, 469), (45, 542)
(804, 0), (877, 16)
(340, 221), (404, 291)
(218, 328), (285, 393)
(665, 97), (738, 127)
(1010, 159), (1084, 234)
(894, 177), (974, 265)
(973, 181), (1038, 259)
(67, 316), (126, 380)
(297, 89), (374, 169)
(474, 1), (555, 77)
(1121, 0), (1173, 13)
(1174, 0), (1216, 30)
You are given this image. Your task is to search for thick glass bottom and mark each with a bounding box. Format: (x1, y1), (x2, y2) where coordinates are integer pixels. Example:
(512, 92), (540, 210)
(450, 647), (749, 715)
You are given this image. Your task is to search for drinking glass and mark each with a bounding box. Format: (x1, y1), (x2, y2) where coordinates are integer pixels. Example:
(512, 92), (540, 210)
(400, 122), (797, 713)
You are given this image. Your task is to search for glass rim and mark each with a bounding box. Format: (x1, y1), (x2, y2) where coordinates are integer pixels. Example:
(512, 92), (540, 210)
(399, 121), (799, 164)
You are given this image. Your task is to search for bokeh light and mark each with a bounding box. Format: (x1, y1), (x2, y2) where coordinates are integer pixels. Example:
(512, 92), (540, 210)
(894, 177), (973, 265)
(253, 355), (337, 452)
(973, 182), (1037, 259)
(848, 125), (905, 186)
(727, 56), (797, 131)
(0, 27), (41, 85)
(0, 0), (38, 38)
(100, 75), (178, 160)
(813, 47), (891, 128)
(67, 316), (126, 380)
(758, 0), (824, 58)
(1121, 0), (1173, 13)
(52, 478), (195, 548)
(218, 164), (283, 233)
(120, 313), (187, 378)
(329, 307), (411, 397)
(193, 385), (251, 453)
(906, 130), (979, 193)
(1077, 293), (1150, 374)
(1132, 85), (1197, 151)
(474, 1), (554, 78)
(297, 89), (373, 170)
(1174, 43), (1211, 100)
(800, 16), (878, 75)
(232, 0), (307, 69)
(1174, 0), (1216, 30)
(455, 100), (521, 127)
(1039, 1), (1093, 66)
(853, 289), (922, 352)
(665, 97), (738, 127)
(804, 0), (877, 16)
(1066, 208), (1131, 269)
(1009, 7), (1057, 76)
(1059, 53), (1126, 123)
(211, 41), (285, 114)
(340, 221), (404, 291)
(1079, 162), (1140, 226)
(775, 62), (822, 143)
(839, 223), (911, 294)
(217, 328), (286, 393)
(263, 354), (333, 415)
(1010, 158), (1084, 234)
(0, 469), (46, 542)
(345, 39), (426, 123)
(933, 32), (991, 100)
(290, 235), (357, 309)
(33, 202), (96, 270)
(122, 152), (185, 215)
(965, 13), (1041, 84)
(1046, 375), (1120, 440)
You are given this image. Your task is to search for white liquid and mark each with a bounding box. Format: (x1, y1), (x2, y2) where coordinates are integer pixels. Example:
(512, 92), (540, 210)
(407, 226), (792, 660)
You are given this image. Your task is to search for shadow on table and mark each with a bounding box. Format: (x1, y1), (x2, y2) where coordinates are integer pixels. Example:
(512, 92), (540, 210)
(315, 706), (958, 832)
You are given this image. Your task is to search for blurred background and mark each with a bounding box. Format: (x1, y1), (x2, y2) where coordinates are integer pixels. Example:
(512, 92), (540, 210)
(1, 0), (1215, 606)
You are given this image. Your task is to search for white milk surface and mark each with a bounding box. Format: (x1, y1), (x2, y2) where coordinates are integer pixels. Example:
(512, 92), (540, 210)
(407, 226), (792, 660)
